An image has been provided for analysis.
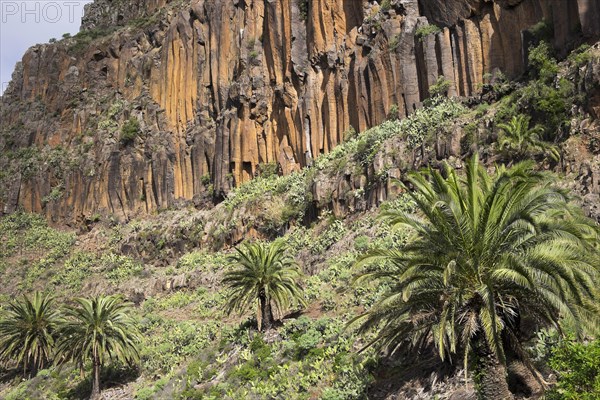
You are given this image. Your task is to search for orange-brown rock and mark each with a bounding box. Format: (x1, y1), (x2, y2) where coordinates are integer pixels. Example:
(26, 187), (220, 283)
(1, 0), (599, 221)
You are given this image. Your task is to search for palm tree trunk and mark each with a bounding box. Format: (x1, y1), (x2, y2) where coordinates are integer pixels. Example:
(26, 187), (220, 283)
(474, 340), (513, 400)
(90, 358), (101, 400)
(258, 293), (274, 331)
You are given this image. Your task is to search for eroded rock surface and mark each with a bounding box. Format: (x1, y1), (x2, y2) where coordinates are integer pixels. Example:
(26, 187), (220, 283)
(1, 0), (599, 221)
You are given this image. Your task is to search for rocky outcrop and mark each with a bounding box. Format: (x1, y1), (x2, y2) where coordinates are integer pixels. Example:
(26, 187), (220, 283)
(1, 0), (599, 221)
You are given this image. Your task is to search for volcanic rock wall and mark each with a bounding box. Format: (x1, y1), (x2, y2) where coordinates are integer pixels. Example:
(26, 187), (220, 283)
(1, 0), (599, 221)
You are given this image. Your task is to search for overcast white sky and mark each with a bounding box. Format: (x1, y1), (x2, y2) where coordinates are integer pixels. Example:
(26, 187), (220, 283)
(0, 0), (93, 95)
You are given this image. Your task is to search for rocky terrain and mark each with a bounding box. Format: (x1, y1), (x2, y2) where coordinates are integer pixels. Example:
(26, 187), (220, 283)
(1, 1), (600, 399)
(1, 0), (599, 222)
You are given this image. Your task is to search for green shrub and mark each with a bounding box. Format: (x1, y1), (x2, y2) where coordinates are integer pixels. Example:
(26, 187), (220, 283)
(517, 80), (570, 137)
(102, 253), (143, 282)
(429, 76), (451, 98)
(527, 327), (560, 366)
(256, 162), (278, 178)
(250, 336), (272, 361)
(42, 184), (64, 205)
(528, 19), (554, 42)
(354, 135), (381, 166)
(528, 41), (558, 82)
(380, 0), (391, 12)
(120, 118), (140, 145)
(140, 318), (219, 375)
(52, 251), (96, 290)
(387, 104), (400, 120)
(415, 24), (441, 42)
(294, 328), (322, 358)
(388, 34), (401, 51)
(344, 126), (358, 141)
(354, 235), (370, 252)
(547, 339), (600, 399)
(69, 27), (117, 54)
(567, 44), (592, 67)
(135, 386), (156, 400)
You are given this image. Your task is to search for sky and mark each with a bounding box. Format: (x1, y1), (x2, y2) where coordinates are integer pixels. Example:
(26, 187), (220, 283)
(0, 0), (93, 95)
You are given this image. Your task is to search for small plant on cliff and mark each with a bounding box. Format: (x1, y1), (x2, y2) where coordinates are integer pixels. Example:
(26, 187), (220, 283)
(428, 75), (451, 98)
(415, 24), (441, 42)
(567, 44), (592, 67)
(69, 27), (118, 54)
(388, 34), (401, 51)
(528, 19), (554, 42)
(387, 104), (400, 121)
(297, 0), (309, 21)
(351, 155), (600, 400)
(0, 292), (58, 377)
(223, 241), (305, 331)
(120, 118), (140, 145)
(380, 0), (392, 12)
(55, 295), (141, 400)
(200, 174), (211, 186)
(42, 184), (65, 206)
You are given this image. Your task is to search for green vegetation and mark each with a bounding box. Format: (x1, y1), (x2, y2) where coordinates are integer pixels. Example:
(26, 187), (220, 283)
(528, 41), (559, 83)
(297, 0), (309, 21)
(387, 104), (400, 120)
(380, 0), (391, 12)
(55, 295), (141, 400)
(120, 118), (141, 145)
(388, 34), (401, 50)
(69, 27), (117, 54)
(0, 212), (75, 290)
(0, 293), (141, 399)
(68, 27), (118, 54)
(1, 40), (599, 400)
(497, 114), (559, 162)
(352, 156), (599, 399)
(0, 293), (58, 376)
(547, 339), (600, 399)
(223, 241), (306, 331)
(568, 44), (592, 67)
(415, 24), (441, 42)
(528, 19), (554, 42)
(428, 75), (451, 98)
(256, 162), (279, 178)
(493, 41), (586, 139)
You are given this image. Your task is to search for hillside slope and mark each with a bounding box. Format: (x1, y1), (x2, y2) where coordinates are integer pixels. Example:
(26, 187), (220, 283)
(1, 40), (599, 398)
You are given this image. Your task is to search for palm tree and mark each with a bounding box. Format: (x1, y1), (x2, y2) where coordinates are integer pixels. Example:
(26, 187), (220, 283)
(351, 155), (599, 399)
(223, 240), (305, 331)
(55, 295), (141, 400)
(497, 114), (560, 162)
(0, 292), (58, 377)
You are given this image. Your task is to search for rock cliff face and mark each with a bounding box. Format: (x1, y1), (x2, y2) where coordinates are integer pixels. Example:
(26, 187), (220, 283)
(1, 0), (599, 221)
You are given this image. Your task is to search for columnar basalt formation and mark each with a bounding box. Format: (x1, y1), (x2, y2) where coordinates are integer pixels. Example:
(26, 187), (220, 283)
(1, 0), (599, 221)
